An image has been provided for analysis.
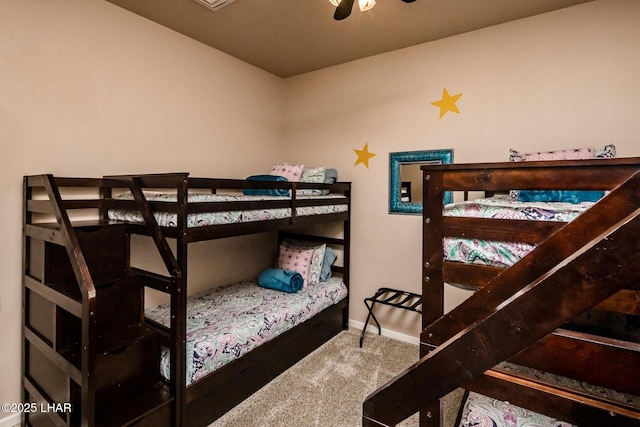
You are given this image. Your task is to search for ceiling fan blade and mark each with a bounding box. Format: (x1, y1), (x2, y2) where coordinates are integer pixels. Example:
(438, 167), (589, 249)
(334, 0), (355, 20)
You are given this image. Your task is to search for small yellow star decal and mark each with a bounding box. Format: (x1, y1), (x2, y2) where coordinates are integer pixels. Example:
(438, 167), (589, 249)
(431, 88), (463, 119)
(354, 143), (376, 169)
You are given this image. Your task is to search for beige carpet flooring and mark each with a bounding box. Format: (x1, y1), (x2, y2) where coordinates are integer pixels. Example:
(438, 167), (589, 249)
(210, 328), (464, 427)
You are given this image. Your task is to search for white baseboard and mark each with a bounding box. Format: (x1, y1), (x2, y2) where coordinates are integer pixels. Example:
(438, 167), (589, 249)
(0, 413), (20, 427)
(348, 319), (420, 345)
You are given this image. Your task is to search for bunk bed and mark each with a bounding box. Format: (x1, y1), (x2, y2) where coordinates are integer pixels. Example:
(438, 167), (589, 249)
(363, 155), (640, 426)
(22, 172), (350, 427)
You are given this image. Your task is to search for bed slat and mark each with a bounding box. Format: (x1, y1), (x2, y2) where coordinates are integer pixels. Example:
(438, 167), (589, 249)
(444, 216), (564, 244)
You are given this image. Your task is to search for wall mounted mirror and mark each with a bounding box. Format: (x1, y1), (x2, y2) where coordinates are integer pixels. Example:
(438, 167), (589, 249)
(389, 149), (454, 215)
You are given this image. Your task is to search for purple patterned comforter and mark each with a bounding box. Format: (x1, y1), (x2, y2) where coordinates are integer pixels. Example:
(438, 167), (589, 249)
(146, 278), (347, 385)
(443, 195), (594, 268)
(108, 191), (348, 227)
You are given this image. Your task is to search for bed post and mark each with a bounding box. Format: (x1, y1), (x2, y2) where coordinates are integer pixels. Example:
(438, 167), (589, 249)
(171, 174), (189, 427)
(420, 167), (446, 427)
(343, 183), (351, 330)
(422, 169), (445, 328)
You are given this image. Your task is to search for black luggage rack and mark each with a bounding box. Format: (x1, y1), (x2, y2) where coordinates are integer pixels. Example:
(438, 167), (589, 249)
(359, 287), (422, 347)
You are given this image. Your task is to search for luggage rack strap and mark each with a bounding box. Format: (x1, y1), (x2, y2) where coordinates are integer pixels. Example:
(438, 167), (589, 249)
(359, 287), (422, 347)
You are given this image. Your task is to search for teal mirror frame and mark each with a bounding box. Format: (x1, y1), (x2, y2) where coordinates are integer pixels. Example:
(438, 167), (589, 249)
(389, 149), (454, 215)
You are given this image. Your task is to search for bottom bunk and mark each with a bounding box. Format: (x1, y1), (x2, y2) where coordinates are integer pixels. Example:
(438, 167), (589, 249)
(147, 277), (348, 386)
(184, 298), (347, 426)
(144, 247), (349, 426)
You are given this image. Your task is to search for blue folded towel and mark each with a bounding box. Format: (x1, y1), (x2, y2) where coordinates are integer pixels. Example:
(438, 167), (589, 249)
(243, 175), (289, 196)
(258, 268), (304, 293)
(518, 190), (604, 204)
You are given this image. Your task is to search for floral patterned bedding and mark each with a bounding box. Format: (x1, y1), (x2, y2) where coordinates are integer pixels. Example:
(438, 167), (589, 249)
(458, 391), (575, 427)
(108, 191), (348, 227)
(146, 277), (348, 385)
(443, 195), (594, 268)
(458, 361), (640, 426)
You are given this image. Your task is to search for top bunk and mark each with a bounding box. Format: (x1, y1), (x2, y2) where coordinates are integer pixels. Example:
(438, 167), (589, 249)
(24, 172), (351, 243)
(420, 155), (640, 304)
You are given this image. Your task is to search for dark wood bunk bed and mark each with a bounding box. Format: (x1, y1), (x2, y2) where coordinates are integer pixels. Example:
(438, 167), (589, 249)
(363, 157), (640, 426)
(22, 172), (351, 427)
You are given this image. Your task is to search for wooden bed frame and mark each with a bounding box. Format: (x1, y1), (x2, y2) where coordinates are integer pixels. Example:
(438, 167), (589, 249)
(22, 173), (350, 427)
(363, 157), (640, 426)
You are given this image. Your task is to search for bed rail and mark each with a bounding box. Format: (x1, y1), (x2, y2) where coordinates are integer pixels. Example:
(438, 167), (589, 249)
(102, 174), (351, 241)
(362, 158), (640, 426)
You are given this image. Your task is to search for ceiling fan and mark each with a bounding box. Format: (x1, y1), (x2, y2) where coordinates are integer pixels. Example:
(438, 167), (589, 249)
(333, 0), (416, 21)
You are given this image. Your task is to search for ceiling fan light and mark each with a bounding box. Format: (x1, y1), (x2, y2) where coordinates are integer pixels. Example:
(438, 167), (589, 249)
(329, 0), (341, 7)
(358, 0), (376, 12)
(192, 0), (237, 11)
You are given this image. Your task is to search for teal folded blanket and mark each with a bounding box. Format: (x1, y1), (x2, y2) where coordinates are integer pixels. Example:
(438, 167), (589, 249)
(258, 268), (304, 293)
(518, 190), (604, 204)
(243, 175), (289, 196)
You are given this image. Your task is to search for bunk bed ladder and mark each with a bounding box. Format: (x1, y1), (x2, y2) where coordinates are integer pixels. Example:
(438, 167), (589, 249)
(112, 174), (188, 427)
(33, 174), (99, 425)
(23, 174), (178, 427)
(362, 171), (640, 426)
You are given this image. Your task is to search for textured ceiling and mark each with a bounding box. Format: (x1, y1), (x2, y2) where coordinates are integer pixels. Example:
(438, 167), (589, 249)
(105, 0), (593, 78)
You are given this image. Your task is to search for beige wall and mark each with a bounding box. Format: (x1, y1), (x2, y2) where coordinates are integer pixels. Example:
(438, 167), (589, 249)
(284, 0), (640, 337)
(0, 0), (285, 410)
(2, 0), (640, 416)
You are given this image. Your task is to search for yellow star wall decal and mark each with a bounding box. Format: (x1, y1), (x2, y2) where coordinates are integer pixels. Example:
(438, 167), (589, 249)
(431, 88), (463, 119)
(354, 143), (376, 169)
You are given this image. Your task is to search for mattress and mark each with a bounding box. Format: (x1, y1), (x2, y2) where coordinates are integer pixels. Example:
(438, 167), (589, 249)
(443, 195), (594, 268)
(108, 191), (348, 227)
(145, 277), (348, 385)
